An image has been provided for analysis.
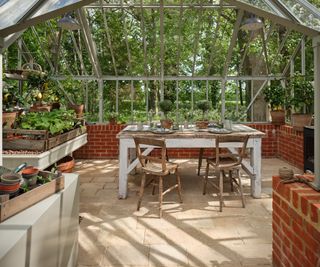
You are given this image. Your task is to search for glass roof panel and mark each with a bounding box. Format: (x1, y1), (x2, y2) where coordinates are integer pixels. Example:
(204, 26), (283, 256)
(236, 0), (288, 18)
(278, 0), (320, 30)
(0, 0), (86, 34)
(0, 0), (39, 31)
(30, 0), (84, 19)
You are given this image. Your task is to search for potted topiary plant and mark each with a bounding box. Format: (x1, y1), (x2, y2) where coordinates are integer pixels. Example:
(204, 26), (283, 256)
(195, 100), (211, 129)
(263, 82), (286, 125)
(287, 73), (314, 131)
(159, 99), (173, 129)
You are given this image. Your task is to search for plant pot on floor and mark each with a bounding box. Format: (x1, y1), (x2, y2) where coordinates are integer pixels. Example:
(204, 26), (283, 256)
(2, 111), (17, 128)
(270, 110), (285, 125)
(291, 113), (312, 131)
(57, 156), (75, 173)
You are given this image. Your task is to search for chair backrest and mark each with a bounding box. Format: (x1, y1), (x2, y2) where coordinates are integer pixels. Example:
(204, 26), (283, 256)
(133, 137), (167, 172)
(215, 135), (250, 166)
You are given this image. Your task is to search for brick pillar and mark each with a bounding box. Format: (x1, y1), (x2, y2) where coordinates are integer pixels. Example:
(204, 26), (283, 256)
(272, 176), (320, 267)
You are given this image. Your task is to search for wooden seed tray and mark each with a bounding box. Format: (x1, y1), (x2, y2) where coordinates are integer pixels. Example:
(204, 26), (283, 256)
(3, 126), (87, 151)
(0, 171), (64, 222)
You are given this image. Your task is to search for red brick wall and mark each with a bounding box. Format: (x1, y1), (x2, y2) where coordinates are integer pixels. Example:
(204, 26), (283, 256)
(272, 176), (320, 267)
(73, 124), (126, 159)
(74, 123), (304, 169)
(278, 125), (304, 170)
(247, 123), (278, 158)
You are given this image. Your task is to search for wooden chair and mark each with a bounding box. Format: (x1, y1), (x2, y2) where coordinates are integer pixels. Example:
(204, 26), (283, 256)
(134, 137), (183, 218)
(203, 135), (249, 212)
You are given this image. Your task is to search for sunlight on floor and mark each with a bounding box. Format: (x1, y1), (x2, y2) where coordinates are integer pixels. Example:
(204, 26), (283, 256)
(76, 158), (301, 267)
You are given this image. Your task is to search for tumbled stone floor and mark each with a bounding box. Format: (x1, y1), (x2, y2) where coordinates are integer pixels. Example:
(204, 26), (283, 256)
(76, 158), (301, 267)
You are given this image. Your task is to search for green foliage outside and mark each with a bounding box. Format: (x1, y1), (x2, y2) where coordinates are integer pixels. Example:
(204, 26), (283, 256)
(2, 6), (316, 124)
(287, 73), (314, 114)
(263, 82), (286, 110)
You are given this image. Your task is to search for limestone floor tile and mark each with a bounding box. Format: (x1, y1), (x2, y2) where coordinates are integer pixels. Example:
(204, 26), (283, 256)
(220, 241), (272, 264)
(91, 176), (117, 183)
(78, 242), (105, 266)
(81, 183), (105, 190)
(185, 243), (241, 267)
(148, 244), (189, 267)
(144, 226), (207, 247)
(101, 245), (149, 266)
(79, 175), (94, 184)
(97, 227), (146, 247)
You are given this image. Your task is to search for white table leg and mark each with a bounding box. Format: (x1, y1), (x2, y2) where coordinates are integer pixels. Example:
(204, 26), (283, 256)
(118, 139), (129, 199)
(250, 138), (262, 198)
(129, 148), (137, 174)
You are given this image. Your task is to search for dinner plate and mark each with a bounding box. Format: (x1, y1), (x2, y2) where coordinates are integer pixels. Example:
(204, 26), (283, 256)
(208, 128), (232, 134)
(151, 128), (174, 134)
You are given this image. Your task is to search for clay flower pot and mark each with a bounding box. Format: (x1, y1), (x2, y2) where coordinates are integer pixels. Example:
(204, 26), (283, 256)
(2, 111), (17, 128)
(0, 181), (20, 195)
(22, 167), (39, 186)
(196, 120), (209, 129)
(160, 119), (173, 129)
(1, 173), (22, 184)
(57, 156), (75, 173)
(68, 104), (84, 118)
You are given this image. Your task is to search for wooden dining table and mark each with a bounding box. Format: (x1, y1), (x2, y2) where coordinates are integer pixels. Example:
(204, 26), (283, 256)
(116, 124), (265, 199)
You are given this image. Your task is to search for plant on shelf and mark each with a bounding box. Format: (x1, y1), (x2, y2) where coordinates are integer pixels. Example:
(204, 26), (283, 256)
(2, 81), (23, 128)
(27, 72), (52, 112)
(263, 81), (286, 125)
(159, 99), (174, 129)
(287, 73), (314, 131)
(19, 109), (79, 136)
(63, 77), (85, 118)
(195, 100), (211, 129)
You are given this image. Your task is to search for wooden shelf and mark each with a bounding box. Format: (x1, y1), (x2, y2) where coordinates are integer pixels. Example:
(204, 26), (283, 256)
(2, 133), (87, 170)
(4, 73), (28, 81)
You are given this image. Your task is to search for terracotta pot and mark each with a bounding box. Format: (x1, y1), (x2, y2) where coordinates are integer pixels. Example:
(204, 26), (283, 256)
(3, 112), (17, 128)
(29, 104), (52, 112)
(22, 167), (39, 179)
(57, 156), (75, 173)
(68, 104), (84, 118)
(196, 120), (209, 129)
(160, 119), (173, 129)
(270, 110), (285, 125)
(1, 173), (22, 184)
(0, 181), (20, 194)
(291, 113), (312, 131)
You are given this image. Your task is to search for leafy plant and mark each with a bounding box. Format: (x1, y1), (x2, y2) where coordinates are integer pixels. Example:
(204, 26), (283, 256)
(263, 82), (285, 110)
(20, 183), (29, 193)
(287, 73), (314, 114)
(159, 100), (173, 119)
(19, 109), (78, 135)
(37, 174), (52, 184)
(196, 100), (211, 120)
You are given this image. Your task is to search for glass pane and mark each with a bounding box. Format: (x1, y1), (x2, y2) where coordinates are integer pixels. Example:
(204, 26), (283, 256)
(236, 0), (288, 18)
(0, 0), (39, 31)
(278, 0), (320, 30)
(31, 0), (83, 18)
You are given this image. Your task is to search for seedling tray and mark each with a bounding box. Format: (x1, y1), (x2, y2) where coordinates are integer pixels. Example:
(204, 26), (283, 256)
(0, 171), (64, 222)
(3, 126), (86, 151)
